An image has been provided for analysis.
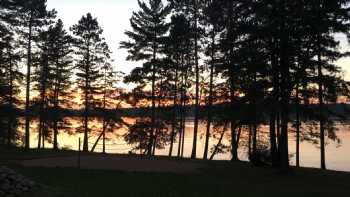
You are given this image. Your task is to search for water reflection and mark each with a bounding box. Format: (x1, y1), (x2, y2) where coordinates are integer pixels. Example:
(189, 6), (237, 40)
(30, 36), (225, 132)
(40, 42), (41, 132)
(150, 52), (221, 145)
(16, 117), (350, 172)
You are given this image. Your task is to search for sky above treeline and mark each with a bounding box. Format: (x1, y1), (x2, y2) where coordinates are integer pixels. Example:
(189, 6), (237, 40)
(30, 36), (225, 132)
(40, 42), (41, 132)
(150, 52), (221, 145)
(46, 0), (140, 81)
(47, 0), (350, 84)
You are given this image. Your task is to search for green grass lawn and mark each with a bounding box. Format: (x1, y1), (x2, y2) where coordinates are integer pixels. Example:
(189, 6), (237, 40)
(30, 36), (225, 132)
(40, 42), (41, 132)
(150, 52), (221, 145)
(2, 147), (350, 197)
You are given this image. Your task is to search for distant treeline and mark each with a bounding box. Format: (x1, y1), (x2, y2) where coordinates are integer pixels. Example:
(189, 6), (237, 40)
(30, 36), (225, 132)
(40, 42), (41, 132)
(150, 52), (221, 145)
(2, 104), (350, 121)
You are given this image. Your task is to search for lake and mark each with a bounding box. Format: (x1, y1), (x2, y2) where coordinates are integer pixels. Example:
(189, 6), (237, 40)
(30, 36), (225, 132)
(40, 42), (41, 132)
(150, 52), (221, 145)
(18, 117), (350, 172)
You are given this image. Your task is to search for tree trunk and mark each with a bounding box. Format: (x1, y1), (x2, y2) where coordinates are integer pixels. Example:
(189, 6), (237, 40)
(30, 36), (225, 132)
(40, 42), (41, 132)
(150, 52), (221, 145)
(7, 52), (14, 149)
(270, 38), (279, 167)
(231, 121), (239, 161)
(209, 123), (229, 160)
(203, 30), (215, 160)
(318, 37), (326, 170)
(42, 127), (45, 149)
(37, 121), (42, 149)
(181, 116), (185, 158)
(7, 117), (13, 149)
(248, 125), (252, 160)
(191, 0), (200, 159)
(83, 81), (89, 151)
(102, 79), (108, 154)
(279, 110), (289, 169)
(25, 14), (33, 150)
(181, 62), (189, 158)
(278, 0), (290, 170)
(83, 41), (91, 152)
(148, 31), (158, 156)
(53, 58), (61, 151)
(276, 112), (281, 147)
(270, 112), (278, 167)
(53, 82), (59, 151)
(251, 123), (258, 164)
(295, 85), (301, 167)
(103, 120), (106, 153)
(177, 72), (185, 158)
(203, 115), (212, 160)
(177, 111), (183, 157)
(226, 0), (239, 162)
(53, 120), (58, 150)
(169, 65), (179, 157)
(38, 56), (47, 150)
(90, 120), (109, 152)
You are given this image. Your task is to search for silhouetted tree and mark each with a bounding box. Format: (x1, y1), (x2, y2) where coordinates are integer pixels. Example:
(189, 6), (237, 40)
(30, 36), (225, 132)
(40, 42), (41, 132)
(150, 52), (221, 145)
(33, 19), (73, 150)
(16, 0), (56, 150)
(202, 0), (222, 160)
(71, 13), (105, 152)
(165, 14), (193, 156)
(93, 43), (123, 153)
(217, 0), (242, 161)
(121, 0), (171, 156)
(33, 28), (51, 149)
(48, 19), (74, 150)
(0, 29), (23, 148)
(169, 0), (207, 159)
(304, 0), (350, 170)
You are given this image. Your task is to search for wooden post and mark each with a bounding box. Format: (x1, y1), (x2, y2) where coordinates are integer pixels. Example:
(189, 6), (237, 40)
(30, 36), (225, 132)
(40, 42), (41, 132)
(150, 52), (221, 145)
(78, 137), (81, 169)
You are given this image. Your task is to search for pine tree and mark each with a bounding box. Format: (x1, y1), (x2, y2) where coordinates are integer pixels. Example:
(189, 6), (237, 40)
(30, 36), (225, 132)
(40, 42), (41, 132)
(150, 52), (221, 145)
(33, 28), (51, 149)
(33, 19), (73, 150)
(165, 14), (193, 156)
(201, 0), (223, 160)
(169, 0), (206, 159)
(93, 42), (122, 153)
(218, 0), (242, 161)
(15, 0), (56, 150)
(165, 12), (194, 158)
(71, 13), (106, 152)
(120, 0), (171, 156)
(0, 31), (23, 148)
(48, 19), (73, 150)
(0, 0), (24, 147)
(303, 0), (350, 170)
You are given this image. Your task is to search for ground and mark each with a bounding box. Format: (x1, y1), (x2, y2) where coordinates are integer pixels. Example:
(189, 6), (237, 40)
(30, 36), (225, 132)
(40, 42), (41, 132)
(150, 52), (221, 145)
(1, 147), (350, 197)
(19, 154), (207, 173)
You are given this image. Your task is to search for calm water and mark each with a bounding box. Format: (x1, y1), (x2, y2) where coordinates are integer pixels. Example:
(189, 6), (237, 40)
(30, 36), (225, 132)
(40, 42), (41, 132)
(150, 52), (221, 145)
(20, 117), (350, 172)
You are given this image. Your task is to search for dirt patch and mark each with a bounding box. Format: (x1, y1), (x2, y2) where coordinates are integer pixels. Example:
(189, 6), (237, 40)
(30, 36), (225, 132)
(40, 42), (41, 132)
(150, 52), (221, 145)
(19, 155), (208, 173)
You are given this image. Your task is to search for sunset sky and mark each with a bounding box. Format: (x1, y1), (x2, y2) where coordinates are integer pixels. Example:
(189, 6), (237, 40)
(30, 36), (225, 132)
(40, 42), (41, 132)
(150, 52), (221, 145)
(47, 0), (140, 79)
(46, 0), (350, 83)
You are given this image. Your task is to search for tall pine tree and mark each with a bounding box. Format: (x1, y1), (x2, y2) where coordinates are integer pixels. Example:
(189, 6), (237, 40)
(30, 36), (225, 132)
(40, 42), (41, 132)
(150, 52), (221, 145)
(121, 0), (171, 156)
(15, 0), (56, 150)
(71, 13), (106, 152)
(48, 19), (73, 150)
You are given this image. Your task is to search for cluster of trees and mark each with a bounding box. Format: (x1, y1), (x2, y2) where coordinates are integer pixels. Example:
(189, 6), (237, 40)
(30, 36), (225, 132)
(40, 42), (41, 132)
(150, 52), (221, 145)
(122, 0), (350, 170)
(1, 0), (350, 171)
(0, 0), (120, 151)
